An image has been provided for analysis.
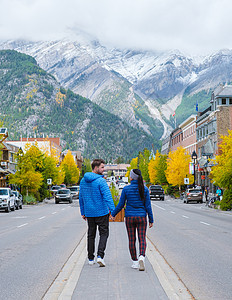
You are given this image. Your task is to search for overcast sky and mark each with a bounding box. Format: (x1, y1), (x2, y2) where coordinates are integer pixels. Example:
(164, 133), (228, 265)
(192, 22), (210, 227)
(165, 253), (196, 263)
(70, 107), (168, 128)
(1, 0), (232, 55)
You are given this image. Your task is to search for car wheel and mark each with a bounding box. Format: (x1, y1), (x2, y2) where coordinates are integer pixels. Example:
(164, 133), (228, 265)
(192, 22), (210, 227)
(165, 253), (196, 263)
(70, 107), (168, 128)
(16, 203), (19, 210)
(5, 203), (11, 213)
(19, 204), (23, 209)
(55, 200), (59, 204)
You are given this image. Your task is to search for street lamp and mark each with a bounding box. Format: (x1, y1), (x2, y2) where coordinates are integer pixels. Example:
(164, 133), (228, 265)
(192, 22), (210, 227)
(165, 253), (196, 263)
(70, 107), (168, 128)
(191, 150), (198, 188)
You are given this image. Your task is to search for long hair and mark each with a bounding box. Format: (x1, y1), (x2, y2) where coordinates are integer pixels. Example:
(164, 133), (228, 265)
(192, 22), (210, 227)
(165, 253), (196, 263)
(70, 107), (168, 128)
(133, 169), (145, 204)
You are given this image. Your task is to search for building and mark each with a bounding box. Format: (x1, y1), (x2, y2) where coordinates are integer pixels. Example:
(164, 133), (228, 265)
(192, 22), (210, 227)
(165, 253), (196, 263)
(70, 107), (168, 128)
(169, 127), (183, 152)
(161, 84), (232, 193)
(160, 136), (171, 155)
(196, 85), (232, 191)
(60, 150), (83, 169)
(179, 114), (197, 155)
(0, 142), (19, 187)
(104, 164), (130, 178)
(7, 137), (62, 159)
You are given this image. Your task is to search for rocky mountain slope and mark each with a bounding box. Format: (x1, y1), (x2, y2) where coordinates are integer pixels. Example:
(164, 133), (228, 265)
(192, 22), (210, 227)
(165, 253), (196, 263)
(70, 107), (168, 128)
(0, 50), (158, 160)
(1, 39), (232, 137)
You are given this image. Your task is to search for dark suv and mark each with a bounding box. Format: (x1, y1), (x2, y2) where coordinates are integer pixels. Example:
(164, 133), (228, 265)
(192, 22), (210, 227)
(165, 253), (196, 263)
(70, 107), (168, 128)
(149, 185), (165, 201)
(55, 189), (73, 204)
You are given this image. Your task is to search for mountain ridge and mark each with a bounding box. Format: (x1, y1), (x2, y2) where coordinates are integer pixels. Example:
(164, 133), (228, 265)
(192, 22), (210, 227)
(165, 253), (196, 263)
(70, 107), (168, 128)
(1, 38), (232, 138)
(0, 49), (159, 160)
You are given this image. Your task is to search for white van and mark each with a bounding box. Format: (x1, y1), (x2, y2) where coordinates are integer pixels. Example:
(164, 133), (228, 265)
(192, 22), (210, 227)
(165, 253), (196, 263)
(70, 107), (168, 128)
(0, 188), (16, 212)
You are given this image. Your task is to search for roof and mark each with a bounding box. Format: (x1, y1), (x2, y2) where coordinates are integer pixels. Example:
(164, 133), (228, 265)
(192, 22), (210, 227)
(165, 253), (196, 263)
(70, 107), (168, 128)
(215, 85), (232, 97)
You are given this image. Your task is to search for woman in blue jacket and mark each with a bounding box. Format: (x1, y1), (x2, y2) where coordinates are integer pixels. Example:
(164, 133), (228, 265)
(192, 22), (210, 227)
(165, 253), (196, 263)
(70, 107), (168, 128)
(111, 169), (154, 271)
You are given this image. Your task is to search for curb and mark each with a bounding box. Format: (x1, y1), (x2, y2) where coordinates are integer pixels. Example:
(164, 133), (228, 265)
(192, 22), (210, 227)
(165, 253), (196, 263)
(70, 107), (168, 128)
(147, 237), (194, 300)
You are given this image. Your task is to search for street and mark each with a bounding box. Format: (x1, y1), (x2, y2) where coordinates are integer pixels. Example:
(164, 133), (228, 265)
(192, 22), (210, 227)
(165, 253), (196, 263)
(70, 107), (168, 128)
(1, 198), (232, 300)
(0, 200), (86, 300)
(149, 197), (232, 300)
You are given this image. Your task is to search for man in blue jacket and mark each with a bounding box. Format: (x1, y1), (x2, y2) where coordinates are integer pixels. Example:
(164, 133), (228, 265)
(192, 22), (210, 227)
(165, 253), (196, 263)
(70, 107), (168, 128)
(79, 159), (115, 267)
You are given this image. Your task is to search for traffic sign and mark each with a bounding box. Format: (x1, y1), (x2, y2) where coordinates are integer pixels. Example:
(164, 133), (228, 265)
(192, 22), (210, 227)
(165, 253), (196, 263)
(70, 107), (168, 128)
(184, 178), (189, 184)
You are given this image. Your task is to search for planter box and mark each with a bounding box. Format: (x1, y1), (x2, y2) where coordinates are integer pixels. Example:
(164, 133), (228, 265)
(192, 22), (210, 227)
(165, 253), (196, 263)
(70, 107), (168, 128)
(110, 208), (125, 222)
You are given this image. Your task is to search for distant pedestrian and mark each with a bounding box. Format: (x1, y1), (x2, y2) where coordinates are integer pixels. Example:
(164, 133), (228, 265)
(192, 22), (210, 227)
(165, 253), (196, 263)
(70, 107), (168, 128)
(79, 159), (115, 267)
(111, 169), (154, 271)
(204, 186), (208, 202)
(216, 187), (222, 201)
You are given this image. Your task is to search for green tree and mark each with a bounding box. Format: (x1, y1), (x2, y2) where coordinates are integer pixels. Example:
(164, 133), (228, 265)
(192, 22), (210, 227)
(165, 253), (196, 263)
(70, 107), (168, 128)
(156, 154), (168, 185)
(138, 148), (150, 183)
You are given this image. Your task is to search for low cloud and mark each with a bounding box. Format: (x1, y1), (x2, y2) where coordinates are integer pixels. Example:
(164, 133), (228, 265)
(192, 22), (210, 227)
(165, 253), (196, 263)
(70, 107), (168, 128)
(1, 0), (232, 55)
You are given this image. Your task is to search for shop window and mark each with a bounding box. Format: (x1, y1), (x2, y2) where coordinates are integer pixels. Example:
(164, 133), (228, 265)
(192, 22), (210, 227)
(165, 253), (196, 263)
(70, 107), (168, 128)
(222, 98), (226, 105)
(230, 98), (232, 105)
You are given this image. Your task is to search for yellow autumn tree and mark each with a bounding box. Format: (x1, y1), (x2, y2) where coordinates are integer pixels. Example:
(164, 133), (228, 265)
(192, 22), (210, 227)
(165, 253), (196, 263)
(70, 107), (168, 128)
(211, 130), (232, 210)
(61, 150), (80, 185)
(9, 160), (43, 196)
(125, 157), (138, 178)
(166, 147), (194, 191)
(148, 150), (160, 184)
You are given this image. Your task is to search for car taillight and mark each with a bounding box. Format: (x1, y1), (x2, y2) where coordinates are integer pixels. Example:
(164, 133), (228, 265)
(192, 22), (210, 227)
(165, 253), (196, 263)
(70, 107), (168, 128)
(187, 193), (190, 196)
(200, 192), (202, 195)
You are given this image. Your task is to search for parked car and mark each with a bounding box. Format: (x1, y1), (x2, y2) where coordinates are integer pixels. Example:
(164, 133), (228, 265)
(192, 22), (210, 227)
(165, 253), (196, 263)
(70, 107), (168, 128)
(55, 189), (73, 204)
(183, 188), (203, 204)
(149, 185), (165, 201)
(0, 188), (16, 212)
(68, 186), (79, 199)
(51, 185), (61, 196)
(12, 190), (23, 210)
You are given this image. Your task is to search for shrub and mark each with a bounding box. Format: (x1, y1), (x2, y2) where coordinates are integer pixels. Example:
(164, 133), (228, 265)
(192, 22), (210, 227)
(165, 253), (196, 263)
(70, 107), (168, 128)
(24, 194), (37, 205)
(220, 189), (232, 211)
(109, 183), (120, 206)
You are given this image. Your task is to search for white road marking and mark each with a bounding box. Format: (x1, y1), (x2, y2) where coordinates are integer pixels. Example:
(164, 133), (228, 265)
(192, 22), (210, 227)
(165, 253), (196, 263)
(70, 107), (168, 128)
(52, 212), (57, 215)
(182, 215), (189, 219)
(17, 223), (28, 228)
(152, 203), (166, 210)
(38, 216), (46, 220)
(170, 211), (176, 214)
(12, 216), (28, 219)
(200, 221), (210, 226)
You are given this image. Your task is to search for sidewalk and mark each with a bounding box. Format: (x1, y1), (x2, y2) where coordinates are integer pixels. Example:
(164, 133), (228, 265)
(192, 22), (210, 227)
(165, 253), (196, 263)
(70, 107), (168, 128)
(72, 222), (168, 300)
(44, 221), (191, 300)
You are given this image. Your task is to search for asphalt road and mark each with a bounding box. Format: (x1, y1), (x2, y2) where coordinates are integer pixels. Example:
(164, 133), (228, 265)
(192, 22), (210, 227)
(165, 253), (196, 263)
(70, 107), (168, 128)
(0, 200), (86, 300)
(148, 197), (232, 300)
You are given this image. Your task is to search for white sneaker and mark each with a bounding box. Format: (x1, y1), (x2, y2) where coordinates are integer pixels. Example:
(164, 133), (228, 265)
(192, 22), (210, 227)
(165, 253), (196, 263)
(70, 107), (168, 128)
(88, 259), (95, 265)
(131, 260), (139, 269)
(97, 256), (106, 267)
(138, 255), (145, 271)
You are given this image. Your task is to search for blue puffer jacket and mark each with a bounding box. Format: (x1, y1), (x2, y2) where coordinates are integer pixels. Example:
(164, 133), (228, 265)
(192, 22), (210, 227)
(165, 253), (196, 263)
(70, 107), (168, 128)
(111, 180), (154, 223)
(79, 172), (115, 217)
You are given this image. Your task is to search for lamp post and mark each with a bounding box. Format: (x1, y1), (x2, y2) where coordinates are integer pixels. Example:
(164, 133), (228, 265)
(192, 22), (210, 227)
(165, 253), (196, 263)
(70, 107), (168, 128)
(191, 150), (198, 188)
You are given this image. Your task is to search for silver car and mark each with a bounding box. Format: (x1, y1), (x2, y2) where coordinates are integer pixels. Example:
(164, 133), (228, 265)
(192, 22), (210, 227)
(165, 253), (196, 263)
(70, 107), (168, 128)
(184, 188), (203, 204)
(68, 186), (79, 199)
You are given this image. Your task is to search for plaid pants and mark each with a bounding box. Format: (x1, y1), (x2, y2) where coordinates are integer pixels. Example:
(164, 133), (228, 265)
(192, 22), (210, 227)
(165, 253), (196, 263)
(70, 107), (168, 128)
(125, 216), (147, 261)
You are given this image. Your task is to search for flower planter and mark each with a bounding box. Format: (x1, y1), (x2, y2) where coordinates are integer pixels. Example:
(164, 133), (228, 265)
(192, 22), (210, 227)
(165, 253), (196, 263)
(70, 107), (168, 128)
(110, 208), (125, 222)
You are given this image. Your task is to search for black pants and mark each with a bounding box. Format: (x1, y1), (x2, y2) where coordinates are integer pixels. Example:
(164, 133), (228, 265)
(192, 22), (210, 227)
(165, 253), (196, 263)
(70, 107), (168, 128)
(87, 214), (109, 260)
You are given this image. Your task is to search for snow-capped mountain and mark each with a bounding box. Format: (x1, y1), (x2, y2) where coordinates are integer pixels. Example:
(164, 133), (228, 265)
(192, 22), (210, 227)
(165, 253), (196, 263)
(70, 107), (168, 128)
(1, 38), (232, 139)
